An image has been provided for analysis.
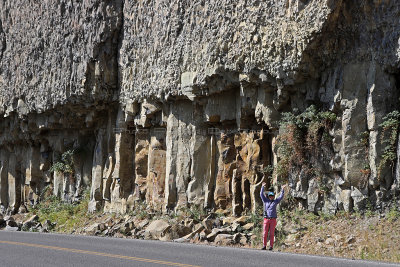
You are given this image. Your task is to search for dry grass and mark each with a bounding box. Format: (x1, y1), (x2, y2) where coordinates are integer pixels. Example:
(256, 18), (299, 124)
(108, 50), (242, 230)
(277, 210), (400, 263)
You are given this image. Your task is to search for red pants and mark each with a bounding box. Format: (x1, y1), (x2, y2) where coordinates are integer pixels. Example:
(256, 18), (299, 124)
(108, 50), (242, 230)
(263, 218), (277, 247)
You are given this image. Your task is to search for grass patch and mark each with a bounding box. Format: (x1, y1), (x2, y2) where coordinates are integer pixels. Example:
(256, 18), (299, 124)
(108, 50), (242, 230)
(29, 189), (93, 233)
(387, 205), (400, 222)
(188, 205), (206, 222)
(128, 201), (151, 220)
(247, 207), (263, 247)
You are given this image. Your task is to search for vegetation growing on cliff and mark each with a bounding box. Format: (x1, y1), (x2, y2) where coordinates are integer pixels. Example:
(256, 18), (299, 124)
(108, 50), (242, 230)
(275, 105), (336, 186)
(378, 111), (400, 178)
(49, 149), (75, 175)
(29, 186), (92, 233)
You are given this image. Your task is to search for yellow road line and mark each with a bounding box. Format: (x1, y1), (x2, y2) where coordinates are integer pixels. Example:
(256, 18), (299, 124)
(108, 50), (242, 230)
(0, 240), (201, 267)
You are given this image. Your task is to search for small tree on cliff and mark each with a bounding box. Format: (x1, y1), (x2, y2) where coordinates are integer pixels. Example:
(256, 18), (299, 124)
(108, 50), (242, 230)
(50, 149), (75, 183)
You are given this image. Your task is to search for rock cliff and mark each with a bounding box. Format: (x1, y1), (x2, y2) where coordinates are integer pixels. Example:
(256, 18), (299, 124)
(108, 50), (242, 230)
(0, 0), (399, 215)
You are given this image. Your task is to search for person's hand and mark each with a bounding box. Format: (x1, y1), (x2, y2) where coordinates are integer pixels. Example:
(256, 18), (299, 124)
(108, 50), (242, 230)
(282, 184), (288, 191)
(262, 182), (266, 188)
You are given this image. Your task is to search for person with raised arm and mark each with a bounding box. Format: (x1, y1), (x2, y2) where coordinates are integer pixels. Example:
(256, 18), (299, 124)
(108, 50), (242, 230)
(260, 183), (287, 251)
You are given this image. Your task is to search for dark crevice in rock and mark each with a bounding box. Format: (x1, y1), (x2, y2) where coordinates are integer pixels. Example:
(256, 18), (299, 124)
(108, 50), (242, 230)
(0, 19), (5, 60)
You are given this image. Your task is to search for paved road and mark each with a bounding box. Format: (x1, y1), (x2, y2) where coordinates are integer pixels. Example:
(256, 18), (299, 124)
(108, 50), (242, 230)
(0, 231), (397, 267)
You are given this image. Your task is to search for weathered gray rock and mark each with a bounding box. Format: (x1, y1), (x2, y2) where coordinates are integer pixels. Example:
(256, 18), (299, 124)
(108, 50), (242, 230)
(393, 132), (400, 195)
(89, 129), (107, 213)
(242, 223), (254, 231)
(234, 216), (249, 225)
(144, 219), (171, 240)
(0, 151), (9, 209)
(307, 178), (321, 213)
(214, 234), (236, 246)
(119, 222), (134, 235)
(7, 153), (20, 214)
(42, 220), (55, 231)
(206, 227), (231, 242)
(5, 225), (19, 231)
(146, 131), (167, 209)
(160, 224), (192, 241)
(201, 217), (214, 231)
(136, 219), (149, 230)
(0, 0), (123, 113)
(181, 225), (205, 241)
(222, 217), (236, 226)
(22, 215), (39, 230)
(164, 101), (194, 210)
(351, 187), (368, 211)
(338, 189), (352, 212)
(85, 223), (100, 235)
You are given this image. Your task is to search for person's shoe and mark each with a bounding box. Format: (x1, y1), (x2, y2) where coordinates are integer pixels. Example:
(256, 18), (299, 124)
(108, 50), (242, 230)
(261, 246), (266, 250)
(269, 247), (273, 251)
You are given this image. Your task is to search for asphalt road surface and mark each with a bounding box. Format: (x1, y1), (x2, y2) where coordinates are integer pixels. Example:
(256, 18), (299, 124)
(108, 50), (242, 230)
(0, 231), (398, 267)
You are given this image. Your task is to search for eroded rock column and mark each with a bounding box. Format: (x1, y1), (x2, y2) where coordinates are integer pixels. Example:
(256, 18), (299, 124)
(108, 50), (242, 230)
(24, 146), (41, 206)
(107, 128), (135, 213)
(89, 129), (107, 212)
(165, 101), (194, 210)
(0, 149), (9, 211)
(214, 133), (236, 209)
(366, 63), (399, 199)
(147, 129), (166, 209)
(187, 131), (215, 207)
(52, 139), (64, 197)
(135, 131), (149, 201)
(8, 152), (21, 214)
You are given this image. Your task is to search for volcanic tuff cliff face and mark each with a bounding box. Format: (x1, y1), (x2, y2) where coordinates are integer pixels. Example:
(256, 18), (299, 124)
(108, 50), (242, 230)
(0, 0), (399, 215)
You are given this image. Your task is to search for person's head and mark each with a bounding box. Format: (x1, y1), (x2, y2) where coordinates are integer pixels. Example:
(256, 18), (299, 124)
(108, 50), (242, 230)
(268, 191), (275, 200)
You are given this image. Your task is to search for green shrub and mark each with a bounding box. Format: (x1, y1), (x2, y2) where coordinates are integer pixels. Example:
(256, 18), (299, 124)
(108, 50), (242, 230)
(31, 189), (91, 233)
(319, 211), (335, 221)
(358, 131), (370, 147)
(387, 205), (400, 222)
(188, 205), (206, 221)
(275, 105), (336, 186)
(378, 111), (400, 178)
(128, 201), (149, 220)
(49, 149), (75, 174)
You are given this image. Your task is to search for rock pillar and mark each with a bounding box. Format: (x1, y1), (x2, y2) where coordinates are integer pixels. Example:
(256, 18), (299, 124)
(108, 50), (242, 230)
(147, 129), (166, 209)
(89, 129), (107, 212)
(187, 132), (215, 207)
(0, 150), (9, 211)
(165, 101), (194, 210)
(8, 153), (21, 214)
(52, 139), (64, 197)
(135, 131), (149, 201)
(24, 146), (41, 206)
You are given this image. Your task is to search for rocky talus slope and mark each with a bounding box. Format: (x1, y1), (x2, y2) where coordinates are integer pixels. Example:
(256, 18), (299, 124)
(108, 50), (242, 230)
(0, 0), (399, 228)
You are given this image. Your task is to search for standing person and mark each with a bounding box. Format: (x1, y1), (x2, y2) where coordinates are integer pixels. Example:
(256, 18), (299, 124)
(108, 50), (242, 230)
(260, 183), (287, 251)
